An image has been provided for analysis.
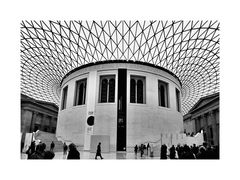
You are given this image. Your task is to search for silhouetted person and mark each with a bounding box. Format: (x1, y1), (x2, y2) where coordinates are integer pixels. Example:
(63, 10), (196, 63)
(150, 144), (154, 157)
(147, 143), (150, 155)
(67, 143), (80, 159)
(95, 142), (103, 159)
(44, 150), (55, 159)
(134, 145), (138, 155)
(176, 144), (185, 159)
(50, 141), (55, 151)
(63, 142), (68, 155)
(182, 145), (195, 159)
(196, 146), (207, 159)
(21, 141), (24, 153)
(206, 146), (215, 159)
(29, 143), (46, 159)
(160, 144), (167, 159)
(26, 141), (36, 159)
(212, 145), (219, 159)
(169, 145), (176, 159)
(140, 144), (144, 157)
(192, 144), (198, 156)
(203, 142), (208, 149)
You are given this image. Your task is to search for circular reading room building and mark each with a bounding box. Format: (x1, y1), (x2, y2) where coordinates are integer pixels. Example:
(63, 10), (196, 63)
(56, 61), (183, 152)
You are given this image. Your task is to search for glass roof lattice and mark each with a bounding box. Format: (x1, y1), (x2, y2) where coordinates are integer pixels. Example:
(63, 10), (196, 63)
(20, 21), (220, 115)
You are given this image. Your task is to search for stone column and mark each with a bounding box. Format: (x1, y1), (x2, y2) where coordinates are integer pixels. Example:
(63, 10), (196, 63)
(49, 116), (53, 132)
(209, 110), (217, 146)
(199, 115), (206, 142)
(215, 110), (219, 145)
(50, 116), (56, 133)
(204, 114), (208, 128)
(30, 111), (37, 132)
(194, 118), (198, 133)
(38, 114), (45, 131)
(34, 112), (42, 132)
(21, 109), (33, 133)
(84, 71), (97, 151)
(200, 114), (205, 129)
(198, 116), (201, 129)
(42, 114), (47, 131)
(202, 114), (209, 144)
(190, 116), (195, 134)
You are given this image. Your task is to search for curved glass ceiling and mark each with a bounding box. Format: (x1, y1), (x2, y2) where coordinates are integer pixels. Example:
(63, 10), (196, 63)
(20, 21), (220, 115)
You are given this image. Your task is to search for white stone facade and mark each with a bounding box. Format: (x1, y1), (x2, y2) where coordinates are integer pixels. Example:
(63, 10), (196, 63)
(56, 62), (183, 152)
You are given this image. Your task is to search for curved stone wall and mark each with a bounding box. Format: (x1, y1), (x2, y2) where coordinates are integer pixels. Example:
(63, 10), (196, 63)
(57, 62), (183, 151)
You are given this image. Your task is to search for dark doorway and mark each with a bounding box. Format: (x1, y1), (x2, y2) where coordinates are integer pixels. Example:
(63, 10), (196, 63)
(117, 69), (127, 151)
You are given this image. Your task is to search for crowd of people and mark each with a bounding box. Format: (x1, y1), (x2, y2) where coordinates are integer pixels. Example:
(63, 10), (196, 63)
(25, 140), (218, 159)
(165, 143), (219, 159)
(134, 143), (152, 157)
(26, 141), (55, 159)
(134, 142), (219, 159)
(25, 140), (81, 160)
(25, 141), (104, 160)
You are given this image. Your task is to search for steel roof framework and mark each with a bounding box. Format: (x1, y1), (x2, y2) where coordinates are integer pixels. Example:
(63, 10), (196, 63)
(20, 21), (220, 115)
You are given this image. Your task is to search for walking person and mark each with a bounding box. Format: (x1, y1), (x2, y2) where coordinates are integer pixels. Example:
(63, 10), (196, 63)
(50, 141), (55, 151)
(63, 142), (68, 155)
(95, 142), (104, 159)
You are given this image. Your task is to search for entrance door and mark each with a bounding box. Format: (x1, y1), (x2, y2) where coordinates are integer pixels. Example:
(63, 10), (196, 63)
(117, 69), (127, 151)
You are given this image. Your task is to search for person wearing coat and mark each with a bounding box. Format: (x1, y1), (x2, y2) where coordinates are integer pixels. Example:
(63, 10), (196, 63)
(95, 142), (104, 159)
(67, 143), (80, 159)
(63, 142), (68, 155)
(50, 141), (55, 151)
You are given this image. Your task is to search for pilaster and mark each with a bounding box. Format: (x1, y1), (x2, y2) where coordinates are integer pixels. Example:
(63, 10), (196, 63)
(30, 111), (38, 132)
(209, 110), (217, 145)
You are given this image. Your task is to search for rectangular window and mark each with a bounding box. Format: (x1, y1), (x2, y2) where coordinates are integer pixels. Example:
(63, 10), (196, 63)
(99, 75), (115, 103)
(51, 127), (56, 133)
(130, 76), (146, 104)
(158, 80), (169, 107)
(176, 88), (181, 112)
(74, 78), (87, 106)
(34, 125), (40, 132)
(44, 126), (49, 132)
(61, 86), (68, 110)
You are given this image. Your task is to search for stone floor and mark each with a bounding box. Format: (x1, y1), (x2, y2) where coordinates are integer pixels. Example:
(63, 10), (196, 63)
(21, 151), (160, 160)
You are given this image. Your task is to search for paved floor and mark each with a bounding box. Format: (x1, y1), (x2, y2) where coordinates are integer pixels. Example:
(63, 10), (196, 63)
(21, 151), (160, 160)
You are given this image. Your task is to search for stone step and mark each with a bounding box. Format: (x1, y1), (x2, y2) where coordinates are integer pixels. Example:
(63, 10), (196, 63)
(34, 130), (63, 152)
